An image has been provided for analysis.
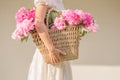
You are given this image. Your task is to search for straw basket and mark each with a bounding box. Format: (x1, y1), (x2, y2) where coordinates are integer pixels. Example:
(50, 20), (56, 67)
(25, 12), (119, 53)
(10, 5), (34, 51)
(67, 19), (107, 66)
(30, 8), (82, 64)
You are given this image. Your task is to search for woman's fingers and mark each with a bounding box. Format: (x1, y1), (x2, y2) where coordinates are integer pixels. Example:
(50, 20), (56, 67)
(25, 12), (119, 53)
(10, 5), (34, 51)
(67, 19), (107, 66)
(50, 55), (58, 64)
(49, 54), (54, 64)
(52, 55), (61, 64)
(49, 55), (53, 64)
(53, 55), (58, 63)
(55, 54), (61, 62)
(52, 56), (57, 64)
(51, 57), (55, 64)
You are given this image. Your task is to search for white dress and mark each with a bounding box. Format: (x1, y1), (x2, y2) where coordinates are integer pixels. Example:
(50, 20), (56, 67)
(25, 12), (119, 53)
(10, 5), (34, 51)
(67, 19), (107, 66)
(27, 0), (73, 80)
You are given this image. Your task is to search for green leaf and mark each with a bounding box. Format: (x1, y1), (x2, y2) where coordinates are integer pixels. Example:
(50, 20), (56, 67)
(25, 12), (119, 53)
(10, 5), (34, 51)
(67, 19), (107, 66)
(81, 28), (88, 37)
(48, 11), (59, 29)
(21, 35), (29, 43)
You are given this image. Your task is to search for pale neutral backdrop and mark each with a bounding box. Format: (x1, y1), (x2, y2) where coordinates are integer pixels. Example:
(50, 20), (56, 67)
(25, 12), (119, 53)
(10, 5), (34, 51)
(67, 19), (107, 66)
(0, 0), (120, 80)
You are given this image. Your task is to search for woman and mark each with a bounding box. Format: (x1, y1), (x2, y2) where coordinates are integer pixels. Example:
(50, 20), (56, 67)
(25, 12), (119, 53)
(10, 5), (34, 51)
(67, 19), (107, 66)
(27, 0), (73, 80)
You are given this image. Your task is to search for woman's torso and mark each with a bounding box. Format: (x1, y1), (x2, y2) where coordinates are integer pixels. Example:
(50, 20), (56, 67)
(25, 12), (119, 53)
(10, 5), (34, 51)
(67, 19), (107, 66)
(34, 0), (65, 10)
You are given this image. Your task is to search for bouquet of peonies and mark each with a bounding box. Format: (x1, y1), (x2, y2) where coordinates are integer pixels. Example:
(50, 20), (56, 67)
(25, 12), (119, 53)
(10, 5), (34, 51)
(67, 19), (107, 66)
(51, 9), (98, 35)
(12, 7), (98, 42)
(11, 7), (35, 42)
(52, 9), (98, 32)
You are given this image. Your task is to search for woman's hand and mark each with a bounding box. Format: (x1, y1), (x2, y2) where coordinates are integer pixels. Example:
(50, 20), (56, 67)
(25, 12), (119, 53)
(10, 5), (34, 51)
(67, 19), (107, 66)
(48, 47), (66, 64)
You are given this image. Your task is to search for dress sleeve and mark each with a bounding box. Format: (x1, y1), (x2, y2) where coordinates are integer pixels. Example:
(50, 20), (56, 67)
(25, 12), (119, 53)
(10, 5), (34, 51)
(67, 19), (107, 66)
(34, 0), (49, 7)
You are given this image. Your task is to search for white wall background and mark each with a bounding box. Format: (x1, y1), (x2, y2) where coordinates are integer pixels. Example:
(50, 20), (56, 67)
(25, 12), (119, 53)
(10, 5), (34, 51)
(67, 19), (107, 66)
(0, 0), (120, 80)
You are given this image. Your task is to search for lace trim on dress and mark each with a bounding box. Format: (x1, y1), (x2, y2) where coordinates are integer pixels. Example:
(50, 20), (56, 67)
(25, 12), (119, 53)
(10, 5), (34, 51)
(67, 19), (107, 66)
(35, 1), (49, 7)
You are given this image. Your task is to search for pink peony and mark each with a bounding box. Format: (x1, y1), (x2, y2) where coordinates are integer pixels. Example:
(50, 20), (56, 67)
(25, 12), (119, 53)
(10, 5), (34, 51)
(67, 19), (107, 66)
(86, 23), (99, 32)
(26, 9), (35, 20)
(52, 17), (66, 30)
(12, 7), (35, 40)
(75, 9), (85, 21)
(12, 27), (23, 40)
(15, 7), (28, 23)
(15, 7), (35, 23)
(62, 9), (81, 25)
(82, 13), (93, 27)
(51, 25), (57, 29)
(12, 18), (35, 40)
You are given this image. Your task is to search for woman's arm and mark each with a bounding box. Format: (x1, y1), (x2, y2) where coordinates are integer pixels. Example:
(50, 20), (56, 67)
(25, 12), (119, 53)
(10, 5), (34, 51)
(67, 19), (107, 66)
(35, 5), (55, 52)
(35, 5), (66, 64)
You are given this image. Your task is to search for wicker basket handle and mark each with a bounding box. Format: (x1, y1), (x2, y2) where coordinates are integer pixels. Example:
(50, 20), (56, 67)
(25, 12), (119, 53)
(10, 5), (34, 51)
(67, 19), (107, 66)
(46, 8), (62, 27)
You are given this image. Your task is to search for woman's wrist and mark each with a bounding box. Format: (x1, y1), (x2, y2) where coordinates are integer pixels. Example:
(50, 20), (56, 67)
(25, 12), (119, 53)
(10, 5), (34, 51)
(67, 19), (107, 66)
(47, 45), (55, 53)
(35, 21), (44, 28)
